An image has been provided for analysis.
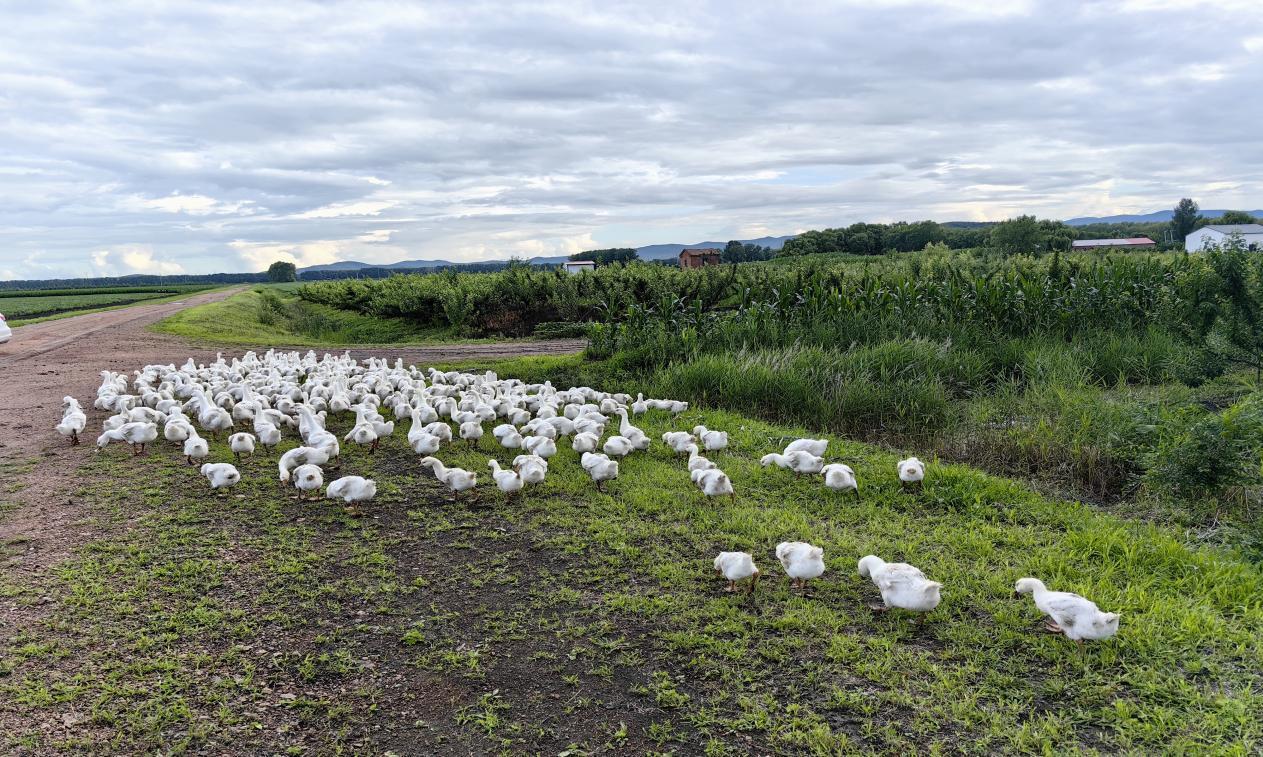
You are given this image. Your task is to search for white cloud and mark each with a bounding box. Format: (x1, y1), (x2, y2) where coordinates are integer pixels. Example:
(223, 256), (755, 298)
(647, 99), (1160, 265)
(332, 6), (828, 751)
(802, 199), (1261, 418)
(294, 200), (396, 219)
(90, 246), (185, 275)
(122, 193), (256, 216)
(2, 0), (1263, 279)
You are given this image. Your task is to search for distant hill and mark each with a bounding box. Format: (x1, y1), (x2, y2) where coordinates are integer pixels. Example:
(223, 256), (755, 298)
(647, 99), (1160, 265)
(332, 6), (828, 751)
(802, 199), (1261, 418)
(633, 235), (793, 261)
(298, 235), (795, 273)
(1065, 210), (1263, 226)
(300, 258), (455, 273)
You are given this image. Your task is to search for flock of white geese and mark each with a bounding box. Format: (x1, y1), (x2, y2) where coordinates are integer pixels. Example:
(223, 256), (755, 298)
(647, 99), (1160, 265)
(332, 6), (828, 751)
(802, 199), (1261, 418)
(57, 349), (1119, 646)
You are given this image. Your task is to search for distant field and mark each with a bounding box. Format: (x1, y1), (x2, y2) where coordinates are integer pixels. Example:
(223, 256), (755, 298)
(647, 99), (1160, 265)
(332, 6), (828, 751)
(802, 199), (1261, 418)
(0, 285), (213, 325)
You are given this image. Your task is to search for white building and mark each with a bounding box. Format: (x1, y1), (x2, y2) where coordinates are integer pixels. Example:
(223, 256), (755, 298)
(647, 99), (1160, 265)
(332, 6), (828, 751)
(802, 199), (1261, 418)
(1185, 224), (1263, 252)
(563, 260), (596, 275)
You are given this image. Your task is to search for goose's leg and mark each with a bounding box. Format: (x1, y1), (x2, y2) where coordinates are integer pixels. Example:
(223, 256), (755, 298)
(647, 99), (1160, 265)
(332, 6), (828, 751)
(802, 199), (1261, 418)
(747, 572), (760, 595)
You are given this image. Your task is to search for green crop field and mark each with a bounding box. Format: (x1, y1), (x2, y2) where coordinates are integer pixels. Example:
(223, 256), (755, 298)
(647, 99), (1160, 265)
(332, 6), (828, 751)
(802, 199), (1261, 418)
(0, 285), (213, 325)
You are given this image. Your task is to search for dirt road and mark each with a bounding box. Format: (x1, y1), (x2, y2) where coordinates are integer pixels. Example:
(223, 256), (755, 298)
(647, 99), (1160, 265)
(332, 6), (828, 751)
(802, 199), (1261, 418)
(0, 290), (583, 571)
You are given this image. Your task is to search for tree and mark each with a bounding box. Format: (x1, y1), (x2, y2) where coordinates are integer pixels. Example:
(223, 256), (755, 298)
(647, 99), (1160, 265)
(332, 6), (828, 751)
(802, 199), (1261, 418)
(571, 248), (637, 265)
(1214, 210), (1258, 225)
(989, 215), (1043, 255)
(267, 261), (297, 282)
(1172, 198), (1201, 240)
(1205, 238), (1263, 381)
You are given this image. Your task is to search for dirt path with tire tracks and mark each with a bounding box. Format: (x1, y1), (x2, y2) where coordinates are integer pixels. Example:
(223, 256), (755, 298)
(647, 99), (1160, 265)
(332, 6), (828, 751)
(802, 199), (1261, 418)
(0, 289), (583, 575)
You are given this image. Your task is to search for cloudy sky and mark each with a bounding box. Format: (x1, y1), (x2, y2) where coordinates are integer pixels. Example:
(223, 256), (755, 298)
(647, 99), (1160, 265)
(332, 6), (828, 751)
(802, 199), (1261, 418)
(2, 0), (1261, 279)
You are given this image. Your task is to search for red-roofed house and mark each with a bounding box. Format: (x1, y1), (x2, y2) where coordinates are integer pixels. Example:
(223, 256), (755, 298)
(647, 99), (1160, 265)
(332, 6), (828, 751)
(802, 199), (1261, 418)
(679, 248), (722, 268)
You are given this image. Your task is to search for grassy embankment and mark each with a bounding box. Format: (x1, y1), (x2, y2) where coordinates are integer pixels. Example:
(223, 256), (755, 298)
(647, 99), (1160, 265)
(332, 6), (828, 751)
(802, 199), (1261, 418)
(0, 354), (1259, 753)
(1, 285), (217, 327)
(151, 286), (496, 346)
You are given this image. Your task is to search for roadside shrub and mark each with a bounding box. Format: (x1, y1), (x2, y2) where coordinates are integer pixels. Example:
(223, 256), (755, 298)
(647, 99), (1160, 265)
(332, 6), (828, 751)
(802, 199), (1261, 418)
(1146, 396), (1263, 500)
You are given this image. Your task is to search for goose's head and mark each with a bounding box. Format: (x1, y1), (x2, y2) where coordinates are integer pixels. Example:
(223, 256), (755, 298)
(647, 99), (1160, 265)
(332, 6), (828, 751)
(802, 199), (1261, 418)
(1013, 577), (1046, 598)
(857, 555), (884, 578)
(1096, 612), (1120, 633)
(759, 453), (779, 467)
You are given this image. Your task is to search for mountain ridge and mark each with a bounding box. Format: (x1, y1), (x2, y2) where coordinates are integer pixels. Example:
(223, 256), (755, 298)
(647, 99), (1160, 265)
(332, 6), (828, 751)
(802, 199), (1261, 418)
(298, 235), (795, 272)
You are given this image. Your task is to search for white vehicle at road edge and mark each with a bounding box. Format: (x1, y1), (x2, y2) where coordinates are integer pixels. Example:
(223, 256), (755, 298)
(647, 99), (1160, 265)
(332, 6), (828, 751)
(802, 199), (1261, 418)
(0, 312), (11, 344)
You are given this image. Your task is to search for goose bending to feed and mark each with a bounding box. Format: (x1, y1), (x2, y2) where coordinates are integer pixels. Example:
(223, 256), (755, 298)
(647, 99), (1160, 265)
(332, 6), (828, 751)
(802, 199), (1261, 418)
(409, 432), (442, 455)
(291, 464), (324, 500)
(571, 432), (599, 454)
(784, 438), (828, 457)
(419, 457), (478, 501)
(822, 463), (859, 500)
(898, 456), (925, 491)
(858, 555), (942, 619)
(691, 468), (734, 501)
(580, 452), (618, 491)
(488, 460), (523, 499)
(459, 419), (484, 447)
(513, 454), (549, 485)
(1014, 578), (1119, 646)
(326, 475), (377, 516)
(692, 425), (729, 452)
(603, 435), (635, 457)
(229, 432), (256, 464)
(277, 446), (331, 486)
(714, 551), (760, 594)
(521, 435), (557, 458)
(200, 462), (241, 492)
(776, 542), (826, 590)
(96, 421), (158, 455)
(662, 431), (696, 454)
(760, 451), (824, 475)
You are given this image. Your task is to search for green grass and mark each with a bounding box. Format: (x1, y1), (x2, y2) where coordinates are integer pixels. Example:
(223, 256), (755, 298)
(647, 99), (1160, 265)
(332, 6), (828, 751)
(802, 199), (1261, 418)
(2, 285), (216, 326)
(2, 362), (1259, 753)
(150, 287), (500, 346)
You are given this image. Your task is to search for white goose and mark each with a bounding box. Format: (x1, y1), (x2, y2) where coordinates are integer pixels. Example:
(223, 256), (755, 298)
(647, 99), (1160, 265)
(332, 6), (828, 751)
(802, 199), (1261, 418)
(1014, 578), (1120, 646)
(512, 455), (548, 486)
(760, 450), (824, 475)
(419, 457), (478, 501)
(662, 431), (696, 454)
(183, 432), (210, 465)
(603, 435), (635, 457)
(96, 421), (158, 455)
(691, 468), (734, 501)
(898, 457), (926, 491)
(692, 425), (729, 452)
(785, 438), (828, 457)
(521, 435), (557, 458)
(291, 463), (324, 500)
(822, 463), (859, 499)
(580, 451), (619, 491)
(776, 541), (826, 590)
(714, 551), (759, 594)
(326, 475), (377, 515)
(56, 397), (87, 446)
(488, 460), (524, 498)
(686, 444), (716, 472)
(200, 462), (241, 492)
(571, 432), (600, 453)
(228, 432), (255, 464)
(858, 555), (942, 619)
